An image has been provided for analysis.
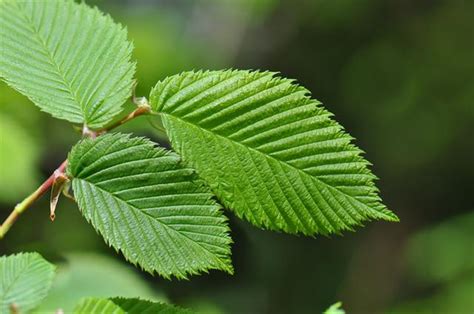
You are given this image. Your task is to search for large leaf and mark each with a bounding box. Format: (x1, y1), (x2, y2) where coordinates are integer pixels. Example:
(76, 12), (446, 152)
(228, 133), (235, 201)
(0, 252), (55, 313)
(74, 298), (194, 314)
(0, 0), (135, 128)
(150, 70), (398, 235)
(36, 253), (164, 313)
(67, 133), (232, 278)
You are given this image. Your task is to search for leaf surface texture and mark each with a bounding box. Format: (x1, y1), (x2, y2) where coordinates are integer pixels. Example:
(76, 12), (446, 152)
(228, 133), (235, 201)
(0, 253), (55, 313)
(0, 0), (135, 127)
(68, 133), (232, 278)
(151, 70), (398, 235)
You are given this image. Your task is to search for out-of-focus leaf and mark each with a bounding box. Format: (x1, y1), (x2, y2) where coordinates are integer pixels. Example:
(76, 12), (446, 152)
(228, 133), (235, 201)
(389, 212), (474, 313)
(0, 252), (55, 313)
(0, 82), (42, 129)
(324, 302), (345, 314)
(388, 274), (474, 314)
(406, 212), (474, 284)
(215, 0), (277, 17)
(35, 253), (163, 313)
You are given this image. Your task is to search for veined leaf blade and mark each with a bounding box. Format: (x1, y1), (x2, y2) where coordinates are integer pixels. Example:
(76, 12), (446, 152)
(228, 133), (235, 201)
(0, 253), (56, 313)
(74, 298), (125, 314)
(111, 298), (194, 314)
(74, 297), (194, 314)
(0, 0), (135, 128)
(150, 70), (398, 236)
(67, 133), (232, 279)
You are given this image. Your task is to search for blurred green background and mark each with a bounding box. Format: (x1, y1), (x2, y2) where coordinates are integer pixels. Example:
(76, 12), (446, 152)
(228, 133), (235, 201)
(1, 0), (473, 313)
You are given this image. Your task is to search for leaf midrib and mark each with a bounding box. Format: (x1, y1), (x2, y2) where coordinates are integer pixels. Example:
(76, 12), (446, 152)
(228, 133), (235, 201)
(12, 2), (86, 122)
(161, 113), (393, 220)
(0, 257), (35, 305)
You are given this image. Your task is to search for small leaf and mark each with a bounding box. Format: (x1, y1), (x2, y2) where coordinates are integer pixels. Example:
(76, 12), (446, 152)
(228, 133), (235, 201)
(0, 252), (56, 313)
(67, 133), (232, 279)
(151, 70), (398, 236)
(74, 298), (194, 314)
(0, 0), (135, 128)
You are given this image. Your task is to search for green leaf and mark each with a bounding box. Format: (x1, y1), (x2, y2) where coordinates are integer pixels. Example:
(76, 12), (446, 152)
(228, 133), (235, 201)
(0, 252), (55, 313)
(36, 253), (164, 313)
(0, 0), (135, 128)
(112, 298), (194, 314)
(74, 298), (125, 314)
(150, 70), (398, 235)
(74, 298), (194, 314)
(406, 211), (474, 285)
(67, 133), (232, 279)
(324, 302), (345, 314)
(388, 212), (474, 314)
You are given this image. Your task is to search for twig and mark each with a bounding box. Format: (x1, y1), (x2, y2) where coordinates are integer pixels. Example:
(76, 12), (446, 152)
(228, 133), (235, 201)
(96, 102), (151, 134)
(0, 100), (152, 239)
(0, 161), (67, 239)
